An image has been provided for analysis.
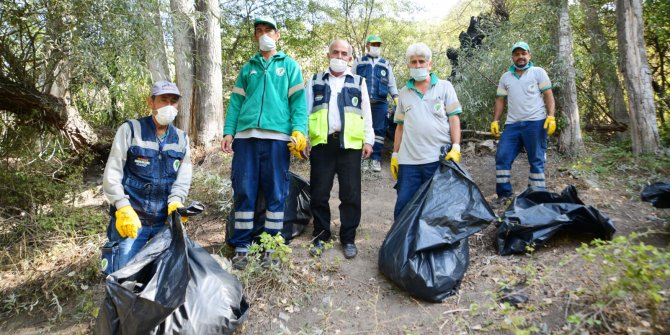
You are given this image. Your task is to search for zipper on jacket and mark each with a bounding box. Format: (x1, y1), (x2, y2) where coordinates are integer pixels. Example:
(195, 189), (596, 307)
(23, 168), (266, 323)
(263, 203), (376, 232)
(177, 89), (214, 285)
(257, 59), (270, 128)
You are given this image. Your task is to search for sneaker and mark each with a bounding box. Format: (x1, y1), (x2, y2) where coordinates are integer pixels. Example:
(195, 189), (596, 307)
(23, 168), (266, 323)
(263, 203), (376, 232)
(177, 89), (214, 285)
(371, 160), (381, 172)
(362, 159), (370, 171)
(261, 250), (280, 269)
(232, 252), (248, 270)
(309, 240), (325, 257)
(342, 243), (358, 259)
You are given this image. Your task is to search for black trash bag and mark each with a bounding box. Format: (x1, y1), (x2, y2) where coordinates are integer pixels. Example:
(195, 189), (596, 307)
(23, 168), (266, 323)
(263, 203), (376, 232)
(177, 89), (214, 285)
(496, 185), (616, 256)
(95, 211), (249, 335)
(378, 160), (495, 302)
(226, 171), (311, 244)
(641, 181), (670, 208)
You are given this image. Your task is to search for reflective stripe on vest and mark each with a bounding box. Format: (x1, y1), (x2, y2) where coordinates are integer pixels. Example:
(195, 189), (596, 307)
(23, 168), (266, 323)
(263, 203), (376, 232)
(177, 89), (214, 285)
(309, 72), (365, 149)
(126, 119), (187, 153)
(122, 117), (187, 224)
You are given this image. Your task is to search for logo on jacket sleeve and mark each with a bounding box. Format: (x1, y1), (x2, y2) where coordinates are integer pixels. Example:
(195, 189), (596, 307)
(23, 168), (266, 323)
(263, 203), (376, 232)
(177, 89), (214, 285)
(276, 68), (285, 76)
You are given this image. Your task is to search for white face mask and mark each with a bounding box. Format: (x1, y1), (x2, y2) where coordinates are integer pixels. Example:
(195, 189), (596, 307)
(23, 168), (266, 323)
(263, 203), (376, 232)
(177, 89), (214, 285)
(410, 67), (429, 81)
(155, 105), (178, 125)
(368, 46), (381, 57)
(259, 34), (277, 52)
(329, 58), (348, 73)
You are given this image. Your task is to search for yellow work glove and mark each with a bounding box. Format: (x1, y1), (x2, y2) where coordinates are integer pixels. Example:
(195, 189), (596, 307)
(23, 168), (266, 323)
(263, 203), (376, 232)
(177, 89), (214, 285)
(390, 152), (399, 180)
(490, 121), (501, 138)
(168, 201), (188, 224)
(445, 144), (461, 163)
(288, 131), (307, 160)
(393, 97), (399, 106)
(544, 116), (556, 136)
(115, 205), (141, 239)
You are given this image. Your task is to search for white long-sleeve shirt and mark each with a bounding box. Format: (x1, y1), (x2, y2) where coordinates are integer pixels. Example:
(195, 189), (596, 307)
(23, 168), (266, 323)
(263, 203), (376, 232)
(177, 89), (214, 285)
(304, 67), (375, 146)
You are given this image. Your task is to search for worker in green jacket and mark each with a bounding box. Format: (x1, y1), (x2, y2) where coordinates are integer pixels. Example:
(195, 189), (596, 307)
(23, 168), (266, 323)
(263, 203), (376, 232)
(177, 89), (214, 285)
(221, 16), (308, 270)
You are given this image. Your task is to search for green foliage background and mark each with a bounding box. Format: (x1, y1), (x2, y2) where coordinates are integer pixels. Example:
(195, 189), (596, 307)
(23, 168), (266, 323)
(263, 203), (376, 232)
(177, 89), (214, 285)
(0, 0), (669, 330)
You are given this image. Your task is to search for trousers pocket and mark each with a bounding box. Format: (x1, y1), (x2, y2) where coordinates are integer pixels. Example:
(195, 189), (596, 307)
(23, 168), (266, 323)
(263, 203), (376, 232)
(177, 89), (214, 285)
(100, 241), (120, 276)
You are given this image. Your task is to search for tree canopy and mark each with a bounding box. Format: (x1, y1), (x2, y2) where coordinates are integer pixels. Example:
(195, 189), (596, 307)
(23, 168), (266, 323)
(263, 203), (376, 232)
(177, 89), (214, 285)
(0, 0), (668, 163)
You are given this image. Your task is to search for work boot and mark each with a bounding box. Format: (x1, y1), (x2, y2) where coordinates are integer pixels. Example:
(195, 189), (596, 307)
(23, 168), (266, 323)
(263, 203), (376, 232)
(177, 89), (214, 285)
(371, 160), (381, 172)
(309, 240), (325, 257)
(342, 243), (358, 259)
(232, 252), (248, 270)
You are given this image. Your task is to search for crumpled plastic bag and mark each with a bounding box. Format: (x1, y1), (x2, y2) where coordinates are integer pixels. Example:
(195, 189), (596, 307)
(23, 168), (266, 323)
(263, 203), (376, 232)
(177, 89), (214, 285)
(95, 211), (249, 334)
(379, 160), (495, 302)
(496, 185), (616, 255)
(641, 181), (670, 208)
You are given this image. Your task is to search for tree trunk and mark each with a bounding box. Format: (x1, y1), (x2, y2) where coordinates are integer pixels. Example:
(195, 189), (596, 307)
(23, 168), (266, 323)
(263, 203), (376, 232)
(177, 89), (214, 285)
(170, 0), (196, 135)
(616, 0), (661, 155)
(649, 36), (669, 127)
(583, 0), (629, 134)
(556, 0), (584, 156)
(193, 0), (223, 148)
(39, 8), (98, 151)
(145, 3), (171, 82)
(46, 61), (99, 150)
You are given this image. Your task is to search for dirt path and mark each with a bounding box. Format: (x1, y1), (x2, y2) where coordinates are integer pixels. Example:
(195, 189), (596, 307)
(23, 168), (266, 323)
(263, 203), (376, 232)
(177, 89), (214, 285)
(211, 148), (666, 334)
(3, 144), (666, 334)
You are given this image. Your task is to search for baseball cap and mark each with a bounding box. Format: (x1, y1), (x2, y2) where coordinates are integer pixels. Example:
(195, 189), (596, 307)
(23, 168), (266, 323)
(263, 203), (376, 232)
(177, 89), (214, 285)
(511, 41), (530, 53)
(254, 16), (277, 30)
(366, 35), (382, 44)
(151, 80), (180, 97)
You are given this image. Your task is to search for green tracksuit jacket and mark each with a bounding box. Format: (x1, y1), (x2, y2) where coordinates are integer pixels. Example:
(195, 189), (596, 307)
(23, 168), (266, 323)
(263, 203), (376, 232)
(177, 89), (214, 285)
(224, 51), (307, 136)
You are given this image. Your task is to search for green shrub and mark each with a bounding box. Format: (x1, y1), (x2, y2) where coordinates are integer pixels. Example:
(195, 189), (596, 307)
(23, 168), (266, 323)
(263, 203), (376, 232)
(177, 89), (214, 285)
(566, 233), (670, 333)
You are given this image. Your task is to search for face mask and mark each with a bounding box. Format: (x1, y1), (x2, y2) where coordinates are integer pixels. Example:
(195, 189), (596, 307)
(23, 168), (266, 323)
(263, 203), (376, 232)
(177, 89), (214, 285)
(329, 58), (348, 73)
(155, 105), (178, 125)
(259, 34), (277, 52)
(513, 63), (531, 71)
(368, 46), (381, 57)
(410, 67), (429, 81)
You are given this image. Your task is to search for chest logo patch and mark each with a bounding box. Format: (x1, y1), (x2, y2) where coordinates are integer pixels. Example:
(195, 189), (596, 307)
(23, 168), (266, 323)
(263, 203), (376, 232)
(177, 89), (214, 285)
(173, 159), (181, 172)
(381, 69), (386, 76)
(434, 103), (442, 111)
(351, 97), (359, 106)
(528, 84), (536, 91)
(315, 94), (324, 101)
(250, 70), (257, 76)
(134, 157), (150, 168)
(276, 68), (285, 76)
